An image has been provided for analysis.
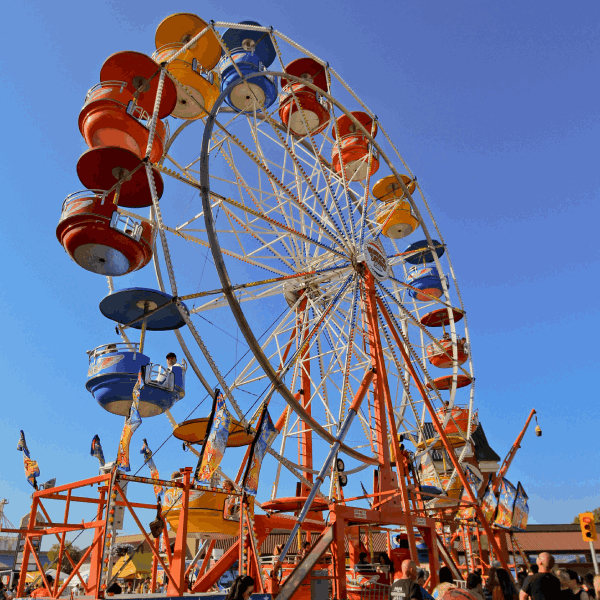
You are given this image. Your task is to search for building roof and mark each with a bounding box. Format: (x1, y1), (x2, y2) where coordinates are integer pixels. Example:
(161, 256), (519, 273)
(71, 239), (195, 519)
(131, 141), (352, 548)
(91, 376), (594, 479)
(471, 424), (501, 463)
(419, 422), (500, 464)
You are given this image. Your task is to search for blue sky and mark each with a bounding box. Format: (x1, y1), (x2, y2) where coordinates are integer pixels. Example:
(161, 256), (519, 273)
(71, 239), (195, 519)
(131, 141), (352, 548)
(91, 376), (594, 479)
(0, 0), (599, 550)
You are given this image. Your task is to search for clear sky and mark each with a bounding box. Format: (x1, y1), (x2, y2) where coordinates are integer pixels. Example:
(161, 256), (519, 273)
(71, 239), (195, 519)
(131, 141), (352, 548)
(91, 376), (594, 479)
(0, 0), (599, 549)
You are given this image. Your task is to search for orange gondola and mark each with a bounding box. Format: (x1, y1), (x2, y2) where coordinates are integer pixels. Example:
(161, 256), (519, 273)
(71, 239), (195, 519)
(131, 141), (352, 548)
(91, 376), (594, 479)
(426, 334), (469, 368)
(279, 57), (330, 137)
(78, 81), (168, 162)
(56, 191), (154, 276)
(435, 405), (478, 436)
(331, 111), (379, 180)
(426, 374), (472, 391)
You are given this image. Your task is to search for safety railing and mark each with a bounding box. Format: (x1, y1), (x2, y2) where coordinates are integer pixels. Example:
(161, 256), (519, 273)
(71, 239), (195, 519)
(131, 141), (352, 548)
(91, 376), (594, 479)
(86, 342), (140, 364)
(109, 211), (144, 241)
(143, 363), (175, 392)
(84, 81), (128, 104)
(60, 190), (106, 218)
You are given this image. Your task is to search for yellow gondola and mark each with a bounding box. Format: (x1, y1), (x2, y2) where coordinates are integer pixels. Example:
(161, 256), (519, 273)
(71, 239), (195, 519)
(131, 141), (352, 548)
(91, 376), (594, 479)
(165, 418), (255, 536)
(154, 13), (221, 119)
(372, 174), (420, 239)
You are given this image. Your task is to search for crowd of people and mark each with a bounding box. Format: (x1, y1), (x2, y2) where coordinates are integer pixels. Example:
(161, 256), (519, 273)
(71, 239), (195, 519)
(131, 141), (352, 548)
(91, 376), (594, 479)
(388, 552), (600, 600)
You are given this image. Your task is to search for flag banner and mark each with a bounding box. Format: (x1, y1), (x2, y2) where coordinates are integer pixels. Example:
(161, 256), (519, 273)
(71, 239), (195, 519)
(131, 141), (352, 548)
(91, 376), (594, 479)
(91, 435), (106, 467)
(241, 405), (277, 496)
(511, 482), (529, 532)
(141, 439), (164, 502)
(116, 372), (143, 472)
(193, 389), (229, 481)
(479, 479), (499, 524)
(458, 464), (482, 521)
(494, 478), (518, 530)
(17, 430), (40, 489)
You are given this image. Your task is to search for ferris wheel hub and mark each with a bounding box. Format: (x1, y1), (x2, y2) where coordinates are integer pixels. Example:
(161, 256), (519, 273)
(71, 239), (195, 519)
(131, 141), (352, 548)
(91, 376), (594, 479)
(358, 240), (388, 281)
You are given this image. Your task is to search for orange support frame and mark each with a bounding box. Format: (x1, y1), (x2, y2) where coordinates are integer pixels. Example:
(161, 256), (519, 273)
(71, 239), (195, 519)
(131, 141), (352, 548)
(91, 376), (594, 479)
(13, 470), (198, 598)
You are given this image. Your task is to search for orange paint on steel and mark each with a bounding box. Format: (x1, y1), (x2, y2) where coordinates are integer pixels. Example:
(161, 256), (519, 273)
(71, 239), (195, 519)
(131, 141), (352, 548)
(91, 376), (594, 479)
(364, 269), (420, 564)
(376, 295), (513, 575)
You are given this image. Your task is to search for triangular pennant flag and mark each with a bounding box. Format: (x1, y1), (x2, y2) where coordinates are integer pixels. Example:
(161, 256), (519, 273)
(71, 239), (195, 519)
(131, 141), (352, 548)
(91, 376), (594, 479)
(90, 435), (106, 467)
(17, 430), (40, 489)
(195, 389), (232, 483)
(241, 405), (277, 496)
(141, 439), (164, 502)
(116, 372), (143, 472)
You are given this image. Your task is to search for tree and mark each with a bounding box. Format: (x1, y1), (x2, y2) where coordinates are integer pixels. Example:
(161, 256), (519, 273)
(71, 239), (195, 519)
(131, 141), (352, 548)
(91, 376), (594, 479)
(47, 543), (85, 574)
(573, 507), (600, 525)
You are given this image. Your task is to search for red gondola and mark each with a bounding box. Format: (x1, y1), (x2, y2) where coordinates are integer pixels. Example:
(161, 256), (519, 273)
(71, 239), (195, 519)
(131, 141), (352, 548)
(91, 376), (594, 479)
(279, 57), (330, 137)
(78, 81), (168, 162)
(426, 334), (469, 368)
(331, 111), (379, 180)
(76, 146), (164, 209)
(99, 51), (178, 118)
(56, 191), (154, 276)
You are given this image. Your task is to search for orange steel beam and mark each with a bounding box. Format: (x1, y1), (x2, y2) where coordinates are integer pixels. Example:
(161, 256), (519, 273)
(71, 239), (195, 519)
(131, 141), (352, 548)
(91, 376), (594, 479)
(365, 270), (419, 563)
(115, 483), (176, 588)
(376, 296), (513, 575)
(87, 485), (107, 597)
(168, 468), (192, 596)
(151, 537), (159, 593)
(40, 492), (155, 510)
(25, 536), (52, 593)
(53, 489), (71, 596)
(17, 496), (38, 598)
(55, 531), (103, 598)
(32, 474), (110, 497)
(492, 408), (536, 494)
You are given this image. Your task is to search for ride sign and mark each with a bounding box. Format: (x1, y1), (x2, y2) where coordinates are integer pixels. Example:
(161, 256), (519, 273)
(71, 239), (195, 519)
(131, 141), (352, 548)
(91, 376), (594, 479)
(360, 240), (388, 281)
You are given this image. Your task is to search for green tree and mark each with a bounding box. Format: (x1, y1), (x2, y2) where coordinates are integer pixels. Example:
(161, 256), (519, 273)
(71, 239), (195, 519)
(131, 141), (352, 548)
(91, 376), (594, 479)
(573, 507), (600, 525)
(47, 543), (84, 574)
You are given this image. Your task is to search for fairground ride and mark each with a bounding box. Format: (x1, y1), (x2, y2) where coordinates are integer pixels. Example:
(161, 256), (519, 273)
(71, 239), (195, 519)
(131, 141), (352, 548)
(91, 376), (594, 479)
(11, 14), (539, 600)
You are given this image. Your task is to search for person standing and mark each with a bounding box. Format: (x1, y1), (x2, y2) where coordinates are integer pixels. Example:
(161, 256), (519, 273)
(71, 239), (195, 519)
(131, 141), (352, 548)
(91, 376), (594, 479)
(225, 576), (254, 600)
(433, 566), (457, 599)
(520, 553), (561, 600)
(391, 560), (423, 600)
(494, 568), (518, 600)
(468, 573), (486, 600)
(563, 570), (589, 600)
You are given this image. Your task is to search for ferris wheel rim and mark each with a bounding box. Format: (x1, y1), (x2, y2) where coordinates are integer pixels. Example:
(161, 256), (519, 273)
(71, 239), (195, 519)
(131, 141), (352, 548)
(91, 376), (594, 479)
(197, 70), (388, 466)
(143, 49), (476, 495)
(196, 68), (477, 472)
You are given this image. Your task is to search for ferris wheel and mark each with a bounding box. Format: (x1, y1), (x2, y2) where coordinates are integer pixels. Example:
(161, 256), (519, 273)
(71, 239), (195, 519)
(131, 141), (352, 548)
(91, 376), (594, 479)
(58, 14), (479, 516)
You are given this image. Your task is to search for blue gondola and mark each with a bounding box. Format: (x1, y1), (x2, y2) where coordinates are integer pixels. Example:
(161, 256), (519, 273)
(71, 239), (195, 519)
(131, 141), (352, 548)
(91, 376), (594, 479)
(86, 342), (186, 417)
(87, 288), (189, 417)
(404, 239), (445, 265)
(218, 21), (278, 112)
(405, 265), (448, 301)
